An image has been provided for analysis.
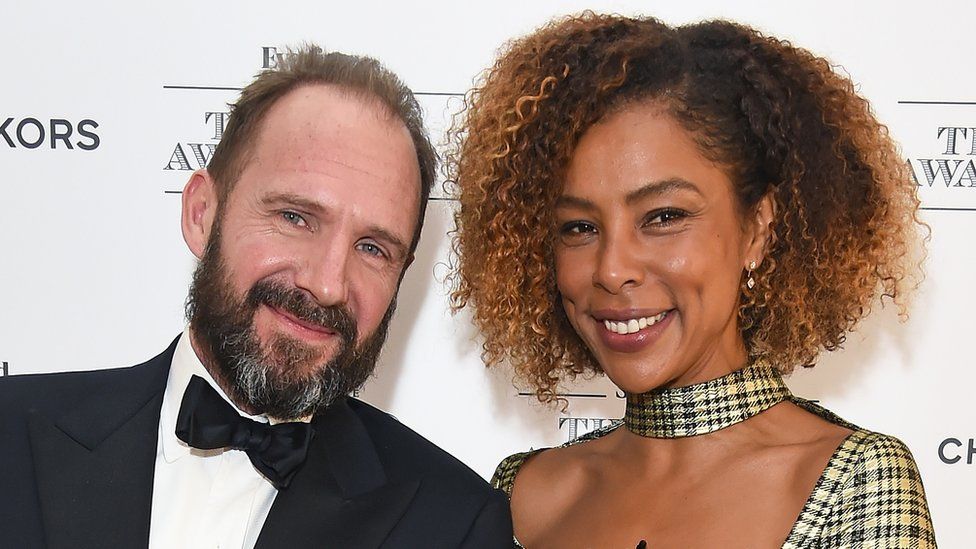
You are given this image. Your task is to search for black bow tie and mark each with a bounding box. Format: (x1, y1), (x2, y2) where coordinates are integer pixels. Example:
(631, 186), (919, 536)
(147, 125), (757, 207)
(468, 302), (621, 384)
(175, 375), (313, 489)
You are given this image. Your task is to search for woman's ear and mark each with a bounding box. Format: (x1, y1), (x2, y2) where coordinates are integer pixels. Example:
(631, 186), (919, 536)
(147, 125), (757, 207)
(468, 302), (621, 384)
(745, 192), (776, 268)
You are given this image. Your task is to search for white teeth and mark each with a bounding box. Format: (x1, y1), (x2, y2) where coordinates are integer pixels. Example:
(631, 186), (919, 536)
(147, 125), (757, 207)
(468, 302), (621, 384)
(601, 311), (668, 335)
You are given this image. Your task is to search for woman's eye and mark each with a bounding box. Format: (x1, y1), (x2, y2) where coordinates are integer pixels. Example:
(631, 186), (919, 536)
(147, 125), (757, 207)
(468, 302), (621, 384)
(281, 211), (307, 226)
(645, 208), (687, 226)
(560, 221), (597, 235)
(557, 221), (598, 247)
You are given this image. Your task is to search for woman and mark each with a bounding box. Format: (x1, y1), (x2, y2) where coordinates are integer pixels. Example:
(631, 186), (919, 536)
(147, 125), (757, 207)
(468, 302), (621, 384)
(449, 13), (935, 548)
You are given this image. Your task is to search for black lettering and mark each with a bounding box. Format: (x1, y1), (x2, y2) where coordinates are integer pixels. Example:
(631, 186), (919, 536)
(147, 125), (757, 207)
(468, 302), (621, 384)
(939, 438), (962, 464)
(916, 158), (963, 187)
(938, 127), (967, 155)
(1, 361), (7, 377)
(76, 119), (99, 150)
(205, 111), (230, 140)
(952, 158), (976, 187)
(188, 143), (217, 168)
(164, 143), (192, 171)
(558, 417), (589, 442)
(262, 46), (279, 69)
(0, 117), (13, 147)
(16, 117), (44, 149)
(907, 159), (920, 186)
(49, 118), (73, 149)
(558, 417), (616, 442)
(968, 439), (976, 465)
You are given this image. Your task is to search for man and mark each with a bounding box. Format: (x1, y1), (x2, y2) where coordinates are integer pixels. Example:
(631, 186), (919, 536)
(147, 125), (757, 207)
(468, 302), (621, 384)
(0, 46), (512, 548)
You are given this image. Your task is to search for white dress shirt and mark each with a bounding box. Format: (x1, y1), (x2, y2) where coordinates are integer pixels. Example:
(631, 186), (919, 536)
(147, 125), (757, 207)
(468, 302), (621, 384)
(149, 329), (282, 549)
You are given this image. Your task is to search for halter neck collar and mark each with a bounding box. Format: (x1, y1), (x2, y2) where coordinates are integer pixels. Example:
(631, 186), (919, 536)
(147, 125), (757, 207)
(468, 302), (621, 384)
(624, 363), (791, 438)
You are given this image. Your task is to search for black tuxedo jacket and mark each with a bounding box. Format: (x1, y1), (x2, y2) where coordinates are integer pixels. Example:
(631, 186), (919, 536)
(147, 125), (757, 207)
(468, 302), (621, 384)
(0, 339), (512, 548)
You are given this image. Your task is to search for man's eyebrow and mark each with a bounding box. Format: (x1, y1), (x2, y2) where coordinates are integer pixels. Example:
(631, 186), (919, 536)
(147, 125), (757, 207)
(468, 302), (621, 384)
(556, 177), (703, 210)
(260, 192), (327, 213)
(366, 224), (409, 259)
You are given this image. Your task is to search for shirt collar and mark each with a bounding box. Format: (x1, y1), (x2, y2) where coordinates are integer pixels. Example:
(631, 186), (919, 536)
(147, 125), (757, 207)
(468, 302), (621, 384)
(160, 327), (270, 463)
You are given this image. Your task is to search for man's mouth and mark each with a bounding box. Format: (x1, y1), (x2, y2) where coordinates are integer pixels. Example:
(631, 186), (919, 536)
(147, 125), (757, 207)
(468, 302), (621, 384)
(268, 305), (339, 336)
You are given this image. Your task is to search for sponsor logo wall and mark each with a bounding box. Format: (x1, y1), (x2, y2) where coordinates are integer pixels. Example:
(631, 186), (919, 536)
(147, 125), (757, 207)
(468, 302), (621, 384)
(2, 1), (972, 545)
(1, 117), (99, 151)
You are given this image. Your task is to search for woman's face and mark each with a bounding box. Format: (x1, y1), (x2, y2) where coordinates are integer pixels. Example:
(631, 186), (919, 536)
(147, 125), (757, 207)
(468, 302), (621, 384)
(555, 103), (771, 393)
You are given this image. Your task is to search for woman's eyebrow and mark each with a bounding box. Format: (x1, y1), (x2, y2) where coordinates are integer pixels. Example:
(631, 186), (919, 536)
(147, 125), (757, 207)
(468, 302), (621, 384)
(555, 177), (703, 210)
(625, 178), (703, 205)
(555, 194), (596, 210)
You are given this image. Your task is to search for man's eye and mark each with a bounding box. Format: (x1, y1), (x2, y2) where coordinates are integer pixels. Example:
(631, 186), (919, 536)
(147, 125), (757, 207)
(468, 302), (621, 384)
(357, 242), (387, 258)
(281, 211), (307, 226)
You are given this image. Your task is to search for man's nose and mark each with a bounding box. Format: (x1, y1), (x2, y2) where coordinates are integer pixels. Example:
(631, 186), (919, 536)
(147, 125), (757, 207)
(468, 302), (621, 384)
(592, 233), (645, 294)
(294, 240), (351, 307)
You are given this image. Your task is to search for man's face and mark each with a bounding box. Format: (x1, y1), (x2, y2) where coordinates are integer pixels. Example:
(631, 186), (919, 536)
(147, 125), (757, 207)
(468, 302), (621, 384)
(186, 85), (421, 420)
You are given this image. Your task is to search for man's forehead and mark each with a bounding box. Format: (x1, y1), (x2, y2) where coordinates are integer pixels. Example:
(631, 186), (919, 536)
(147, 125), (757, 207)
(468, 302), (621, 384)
(258, 85), (399, 143)
(251, 85), (416, 179)
(230, 83), (422, 245)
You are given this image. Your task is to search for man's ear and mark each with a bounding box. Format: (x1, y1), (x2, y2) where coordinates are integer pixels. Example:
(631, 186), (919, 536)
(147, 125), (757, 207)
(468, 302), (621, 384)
(181, 170), (219, 259)
(745, 192), (776, 268)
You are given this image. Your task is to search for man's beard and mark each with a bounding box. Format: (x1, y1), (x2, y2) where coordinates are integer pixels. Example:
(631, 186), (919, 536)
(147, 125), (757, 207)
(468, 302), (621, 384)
(185, 227), (395, 421)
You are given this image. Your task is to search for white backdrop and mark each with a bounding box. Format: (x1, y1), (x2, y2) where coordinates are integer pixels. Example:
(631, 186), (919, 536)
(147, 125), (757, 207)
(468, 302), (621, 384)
(1, 1), (973, 546)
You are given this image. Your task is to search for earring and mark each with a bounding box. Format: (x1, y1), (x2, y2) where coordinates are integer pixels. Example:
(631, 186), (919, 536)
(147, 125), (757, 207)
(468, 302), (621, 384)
(746, 261), (757, 289)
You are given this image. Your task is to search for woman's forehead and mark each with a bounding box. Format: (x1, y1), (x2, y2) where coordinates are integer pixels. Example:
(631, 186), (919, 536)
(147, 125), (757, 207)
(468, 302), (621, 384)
(562, 105), (734, 203)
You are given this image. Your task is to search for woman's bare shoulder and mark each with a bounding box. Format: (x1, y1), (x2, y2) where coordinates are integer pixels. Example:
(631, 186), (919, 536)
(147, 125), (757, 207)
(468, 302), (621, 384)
(495, 424), (625, 544)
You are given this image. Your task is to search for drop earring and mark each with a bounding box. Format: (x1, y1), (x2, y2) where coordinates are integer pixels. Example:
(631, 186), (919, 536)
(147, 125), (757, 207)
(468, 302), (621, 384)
(746, 260), (757, 289)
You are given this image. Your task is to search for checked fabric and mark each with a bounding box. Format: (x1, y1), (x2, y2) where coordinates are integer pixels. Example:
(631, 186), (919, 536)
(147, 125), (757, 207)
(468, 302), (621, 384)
(492, 364), (937, 548)
(622, 363), (791, 437)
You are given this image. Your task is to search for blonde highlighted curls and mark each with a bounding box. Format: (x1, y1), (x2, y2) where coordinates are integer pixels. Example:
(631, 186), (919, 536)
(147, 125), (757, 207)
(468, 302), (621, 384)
(447, 13), (924, 402)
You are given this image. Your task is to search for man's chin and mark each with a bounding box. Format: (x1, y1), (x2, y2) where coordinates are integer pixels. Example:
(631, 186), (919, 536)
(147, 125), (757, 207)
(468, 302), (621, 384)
(255, 371), (368, 421)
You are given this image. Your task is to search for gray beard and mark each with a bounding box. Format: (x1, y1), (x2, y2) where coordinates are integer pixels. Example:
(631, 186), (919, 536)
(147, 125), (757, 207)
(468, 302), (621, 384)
(207, 302), (394, 420)
(185, 217), (395, 420)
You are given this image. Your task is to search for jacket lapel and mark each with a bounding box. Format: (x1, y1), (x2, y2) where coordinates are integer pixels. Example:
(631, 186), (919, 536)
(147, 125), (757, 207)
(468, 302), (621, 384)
(28, 340), (174, 549)
(256, 398), (420, 549)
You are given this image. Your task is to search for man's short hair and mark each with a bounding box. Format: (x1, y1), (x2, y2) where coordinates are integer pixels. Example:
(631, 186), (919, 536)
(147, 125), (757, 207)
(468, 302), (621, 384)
(207, 44), (436, 253)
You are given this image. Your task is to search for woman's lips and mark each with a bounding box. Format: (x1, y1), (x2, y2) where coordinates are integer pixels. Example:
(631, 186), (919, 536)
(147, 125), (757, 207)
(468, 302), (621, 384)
(593, 309), (674, 353)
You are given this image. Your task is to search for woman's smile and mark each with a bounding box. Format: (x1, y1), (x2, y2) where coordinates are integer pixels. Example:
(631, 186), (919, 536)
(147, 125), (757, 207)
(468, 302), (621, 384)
(555, 103), (764, 392)
(592, 309), (674, 353)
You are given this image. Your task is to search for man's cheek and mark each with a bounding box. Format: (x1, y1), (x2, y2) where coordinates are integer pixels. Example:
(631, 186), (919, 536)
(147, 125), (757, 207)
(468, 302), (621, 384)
(250, 305), (280, 340)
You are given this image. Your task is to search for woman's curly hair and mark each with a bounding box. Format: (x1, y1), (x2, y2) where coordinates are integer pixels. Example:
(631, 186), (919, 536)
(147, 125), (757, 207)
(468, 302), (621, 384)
(447, 13), (925, 402)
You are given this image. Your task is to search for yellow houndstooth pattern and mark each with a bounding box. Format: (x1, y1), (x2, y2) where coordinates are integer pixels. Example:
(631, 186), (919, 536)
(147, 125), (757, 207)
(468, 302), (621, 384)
(492, 399), (937, 547)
